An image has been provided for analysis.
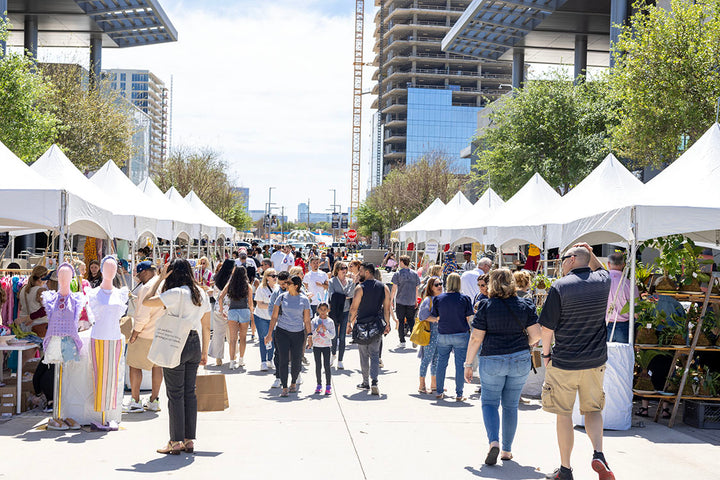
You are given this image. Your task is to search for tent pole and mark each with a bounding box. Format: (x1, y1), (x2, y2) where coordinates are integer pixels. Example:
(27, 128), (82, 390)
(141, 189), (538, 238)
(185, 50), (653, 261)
(629, 206), (637, 345)
(130, 240), (135, 289)
(542, 225), (549, 276)
(58, 191), (67, 263)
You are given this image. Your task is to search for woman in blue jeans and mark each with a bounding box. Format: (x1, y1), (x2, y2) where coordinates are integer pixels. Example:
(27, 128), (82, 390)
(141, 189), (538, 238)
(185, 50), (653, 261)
(417, 276), (441, 394)
(464, 268), (541, 466)
(427, 273), (474, 401)
(253, 268), (278, 371)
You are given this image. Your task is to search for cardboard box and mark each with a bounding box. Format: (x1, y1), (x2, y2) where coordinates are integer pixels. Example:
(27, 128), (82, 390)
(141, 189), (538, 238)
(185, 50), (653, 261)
(22, 358), (41, 375)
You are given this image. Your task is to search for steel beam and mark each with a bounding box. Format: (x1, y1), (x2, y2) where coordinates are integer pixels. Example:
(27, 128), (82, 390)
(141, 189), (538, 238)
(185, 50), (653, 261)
(574, 34), (587, 83)
(512, 48), (525, 89)
(90, 34), (102, 88)
(24, 14), (38, 63)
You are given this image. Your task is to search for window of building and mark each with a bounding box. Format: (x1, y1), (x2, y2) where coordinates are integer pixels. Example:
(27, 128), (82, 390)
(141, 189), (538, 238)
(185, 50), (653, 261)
(132, 73), (149, 82)
(120, 73), (126, 81)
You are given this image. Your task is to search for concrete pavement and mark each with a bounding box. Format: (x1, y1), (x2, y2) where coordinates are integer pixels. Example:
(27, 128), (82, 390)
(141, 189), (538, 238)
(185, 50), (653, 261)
(1, 334), (719, 479)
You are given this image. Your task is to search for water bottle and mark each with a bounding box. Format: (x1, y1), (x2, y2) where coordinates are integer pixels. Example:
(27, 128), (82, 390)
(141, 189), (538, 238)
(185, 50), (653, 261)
(265, 340), (272, 351)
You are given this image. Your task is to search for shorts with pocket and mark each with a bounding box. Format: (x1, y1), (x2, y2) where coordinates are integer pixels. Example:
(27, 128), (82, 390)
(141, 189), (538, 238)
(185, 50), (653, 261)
(126, 336), (156, 371)
(227, 308), (252, 324)
(541, 362), (606, 416)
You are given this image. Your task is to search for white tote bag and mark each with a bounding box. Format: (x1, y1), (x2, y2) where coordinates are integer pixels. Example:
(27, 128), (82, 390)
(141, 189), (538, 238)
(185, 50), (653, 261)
(148, 289), (192, 368)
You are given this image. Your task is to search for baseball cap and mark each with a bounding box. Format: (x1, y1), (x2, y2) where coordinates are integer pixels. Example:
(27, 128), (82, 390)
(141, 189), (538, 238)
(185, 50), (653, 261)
(136, 260), (154, 274)
(463, 250), (472, 255)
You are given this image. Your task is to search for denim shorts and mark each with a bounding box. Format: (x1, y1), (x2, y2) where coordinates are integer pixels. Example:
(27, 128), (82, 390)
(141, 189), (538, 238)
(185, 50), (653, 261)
(227, 308), (251, 323)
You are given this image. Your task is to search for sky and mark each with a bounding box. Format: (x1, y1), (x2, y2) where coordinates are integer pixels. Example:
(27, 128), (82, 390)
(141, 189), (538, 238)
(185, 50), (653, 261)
(97, 0), (376, 221)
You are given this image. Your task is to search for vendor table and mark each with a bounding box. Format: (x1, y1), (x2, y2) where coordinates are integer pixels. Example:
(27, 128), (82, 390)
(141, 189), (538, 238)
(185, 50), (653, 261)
(0, 343), (38, 413)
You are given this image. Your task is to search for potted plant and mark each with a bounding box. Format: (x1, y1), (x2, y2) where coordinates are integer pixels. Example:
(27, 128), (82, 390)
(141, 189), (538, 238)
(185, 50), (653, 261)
(700, 309), (719, 346)
(634, 349), (668, 393)
(642, 235), (686, 292)
(678, 239), (712, 293)
(632, 299), (663, 344)
(659, 313), (687, 346)
(532, 273), (553, 292)
(699, 371), (720, 397)
(634, 261), (655, 294)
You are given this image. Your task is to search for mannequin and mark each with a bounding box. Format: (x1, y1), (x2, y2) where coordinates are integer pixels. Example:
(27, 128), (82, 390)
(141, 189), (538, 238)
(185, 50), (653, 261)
(88, 255), (128, 429)
(42, 263), (83, 431)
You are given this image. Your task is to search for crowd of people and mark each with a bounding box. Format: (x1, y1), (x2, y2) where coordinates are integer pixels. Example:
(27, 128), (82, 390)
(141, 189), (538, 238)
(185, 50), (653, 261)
(10, 239), (623, 479)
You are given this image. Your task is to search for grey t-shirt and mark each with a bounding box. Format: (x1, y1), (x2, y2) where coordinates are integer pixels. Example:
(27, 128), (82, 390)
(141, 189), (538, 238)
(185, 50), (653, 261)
(391, 268), (420, 306)
(274, 292), (311, 332)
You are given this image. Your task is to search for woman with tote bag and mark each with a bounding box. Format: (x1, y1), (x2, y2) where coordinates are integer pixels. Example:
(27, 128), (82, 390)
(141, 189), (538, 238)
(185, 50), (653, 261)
(143, 259), (211, 455)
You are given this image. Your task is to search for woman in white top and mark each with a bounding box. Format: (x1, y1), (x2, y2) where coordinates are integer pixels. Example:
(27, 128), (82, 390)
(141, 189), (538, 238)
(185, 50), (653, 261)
(253, 268), (278, 371)
(143, 259), (211, 456)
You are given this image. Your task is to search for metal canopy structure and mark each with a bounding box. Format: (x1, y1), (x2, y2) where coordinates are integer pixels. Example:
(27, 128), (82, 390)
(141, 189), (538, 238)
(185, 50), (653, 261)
(5, 0), (177, 48)
(442, 0), (611, 67)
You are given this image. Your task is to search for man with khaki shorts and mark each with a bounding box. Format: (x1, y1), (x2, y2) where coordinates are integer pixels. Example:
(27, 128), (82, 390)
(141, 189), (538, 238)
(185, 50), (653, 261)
(539, 243), (614, 480)
(126, 261), (164, 413)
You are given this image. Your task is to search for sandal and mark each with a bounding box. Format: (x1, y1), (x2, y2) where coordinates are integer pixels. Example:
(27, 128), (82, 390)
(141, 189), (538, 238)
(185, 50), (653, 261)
(418, 388), (428, 394)
(183, 440), (194, 453)
(485, 445), (500, 465)
(280, 388), (289, 397)
(501, 452), (513, 461)
(47, 418), (69, 431)
(289, 384), (297, 393)
(636, 407), (649, 417)
(157, 441), (184, 455)
(63, 418), (81, 430)
(436, 393), (445, 400)
(662, 407), (672, 419)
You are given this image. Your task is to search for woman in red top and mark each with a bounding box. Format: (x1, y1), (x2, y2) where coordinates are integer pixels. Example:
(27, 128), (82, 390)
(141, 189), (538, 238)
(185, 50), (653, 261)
(294, 251), (307, 275)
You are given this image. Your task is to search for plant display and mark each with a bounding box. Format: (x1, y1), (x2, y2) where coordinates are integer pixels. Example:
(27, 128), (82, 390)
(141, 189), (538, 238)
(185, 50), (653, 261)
(531, 273), (554, 291)
(633, 299), (662, 344)
(658, 314), (687, 346)
(634, 261), (655, 293)
(641, 236), (712, 292)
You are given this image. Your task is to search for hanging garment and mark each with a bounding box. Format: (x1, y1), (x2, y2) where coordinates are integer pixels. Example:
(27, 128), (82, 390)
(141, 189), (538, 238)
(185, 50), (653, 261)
(91, 338), (123, 412)
(41, 291), (85, 363)
(88, 287), (129, 341)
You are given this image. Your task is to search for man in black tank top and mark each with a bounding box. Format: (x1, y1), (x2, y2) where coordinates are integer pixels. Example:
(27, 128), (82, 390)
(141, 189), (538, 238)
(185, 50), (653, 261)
(347, 262), (391, 395)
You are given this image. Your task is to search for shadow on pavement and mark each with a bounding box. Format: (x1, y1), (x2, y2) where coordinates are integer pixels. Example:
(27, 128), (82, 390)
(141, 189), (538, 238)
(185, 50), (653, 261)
(464, 462), (545, 479)
(120, 412), (160, 423)
(342, 392), (388, 401)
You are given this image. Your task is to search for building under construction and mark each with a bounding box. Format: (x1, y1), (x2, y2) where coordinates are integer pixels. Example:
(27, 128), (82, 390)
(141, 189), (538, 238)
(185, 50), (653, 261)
(370, 0), (512, 187)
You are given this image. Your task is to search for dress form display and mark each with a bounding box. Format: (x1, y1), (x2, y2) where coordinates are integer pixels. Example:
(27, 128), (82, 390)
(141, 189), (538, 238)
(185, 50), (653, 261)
(87, 256), (128, 423)
(43, 263), (83, 431)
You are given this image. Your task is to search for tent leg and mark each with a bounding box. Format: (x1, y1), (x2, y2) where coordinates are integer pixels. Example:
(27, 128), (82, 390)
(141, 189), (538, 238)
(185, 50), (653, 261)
(629, 239), (637, 345)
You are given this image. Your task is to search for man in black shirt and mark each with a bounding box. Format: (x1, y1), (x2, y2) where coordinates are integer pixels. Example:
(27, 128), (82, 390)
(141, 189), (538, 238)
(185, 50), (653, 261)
(540, 243), (614, 480)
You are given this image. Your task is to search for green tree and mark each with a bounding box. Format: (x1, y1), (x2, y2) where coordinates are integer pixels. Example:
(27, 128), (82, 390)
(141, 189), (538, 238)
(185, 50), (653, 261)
(153, 146), (243, 225)
(470, 70), (614, 198)
(358, 153), (468, 237)
(225, 202), (253, 232)
(0, 20), (59, 162)
(610, 0), (720, 166)
(40, 63), (136, 171)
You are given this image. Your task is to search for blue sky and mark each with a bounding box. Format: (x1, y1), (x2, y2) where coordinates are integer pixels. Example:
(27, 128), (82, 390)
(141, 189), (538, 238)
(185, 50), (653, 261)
(98, 1), (377, 220)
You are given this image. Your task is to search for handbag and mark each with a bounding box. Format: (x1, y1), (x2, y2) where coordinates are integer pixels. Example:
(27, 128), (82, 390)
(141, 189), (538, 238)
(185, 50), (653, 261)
(352, 316), (385, 345)
(409, 298), (432, 346)
(196, 373), (229, 411)
(500, 299), (538, 374)
(148, 289), (192, 368)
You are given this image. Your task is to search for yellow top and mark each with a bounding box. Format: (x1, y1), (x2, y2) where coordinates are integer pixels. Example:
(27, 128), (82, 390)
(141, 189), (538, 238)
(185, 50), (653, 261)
(528, 245), (540, 256)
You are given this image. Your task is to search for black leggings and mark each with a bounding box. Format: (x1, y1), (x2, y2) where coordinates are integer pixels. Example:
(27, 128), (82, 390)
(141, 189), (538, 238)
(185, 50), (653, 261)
(33, 361), (54, 401)
(275, 328), (305, 388)
(313, 347), (331, 385)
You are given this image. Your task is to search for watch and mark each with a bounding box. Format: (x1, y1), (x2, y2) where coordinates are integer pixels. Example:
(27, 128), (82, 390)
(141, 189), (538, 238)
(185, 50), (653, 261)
(541, 353), (552, 358)
(463, 363), (474, 368)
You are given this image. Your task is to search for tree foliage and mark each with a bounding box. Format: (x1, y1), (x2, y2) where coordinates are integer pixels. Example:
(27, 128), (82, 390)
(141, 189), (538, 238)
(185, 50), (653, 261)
(610, 0), (720, 166)
(153, 146), (252, 230)
(0, 20), (59, 162)
(471, 71), (614, 198)
(40, 63), (136, 171)
(358, 153), (468, 238)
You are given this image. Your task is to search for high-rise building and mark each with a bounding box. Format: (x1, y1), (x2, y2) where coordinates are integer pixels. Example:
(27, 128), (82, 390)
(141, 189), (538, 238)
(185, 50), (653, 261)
(104, 69), (169, 172)
(371, 0), (512, 181)
(232, 187), (250, 212)
(297, 203), (331, 224)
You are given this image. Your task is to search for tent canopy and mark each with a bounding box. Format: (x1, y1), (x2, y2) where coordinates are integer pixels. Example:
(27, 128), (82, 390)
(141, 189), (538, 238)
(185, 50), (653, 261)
(90, 161), (161, 240)
(422, 191), (473, 244)
(395, 197), (445, 243)
(31, 145), (133, 239)
(185, 191), (235, 239)
(0, 140), (65, 232)
(444, 187), (505, 245)
(138, 178), (200, 240)
(486, 173), (562, 249)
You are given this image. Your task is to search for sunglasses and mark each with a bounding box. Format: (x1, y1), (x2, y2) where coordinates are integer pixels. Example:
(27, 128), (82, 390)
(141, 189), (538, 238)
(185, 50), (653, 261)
(339, 267), (348, 270)
(478, 283), (487, 288)
(433, 283), (443, 287)
(561, 254), (576, 261)
(268, 274), (278, 278)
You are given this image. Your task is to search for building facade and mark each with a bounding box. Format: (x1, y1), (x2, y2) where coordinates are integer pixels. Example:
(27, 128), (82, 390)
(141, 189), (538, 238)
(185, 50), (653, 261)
(104, 69), (169, 172)
(232, 187), (250, 212)
(297, 203), (332, 224)
(371, 0), (512, 182)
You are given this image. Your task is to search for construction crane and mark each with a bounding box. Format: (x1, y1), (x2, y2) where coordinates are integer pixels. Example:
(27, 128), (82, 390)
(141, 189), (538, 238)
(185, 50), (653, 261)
(349, 0), (364, 221)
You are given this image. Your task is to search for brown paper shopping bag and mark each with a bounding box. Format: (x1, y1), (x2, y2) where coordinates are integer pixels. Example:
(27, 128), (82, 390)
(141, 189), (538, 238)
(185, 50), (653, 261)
(196, 373), (229, 412)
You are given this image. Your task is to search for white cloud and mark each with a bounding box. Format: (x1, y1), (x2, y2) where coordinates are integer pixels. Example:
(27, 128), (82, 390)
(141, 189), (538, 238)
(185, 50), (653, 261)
(94, 2), (377, 220)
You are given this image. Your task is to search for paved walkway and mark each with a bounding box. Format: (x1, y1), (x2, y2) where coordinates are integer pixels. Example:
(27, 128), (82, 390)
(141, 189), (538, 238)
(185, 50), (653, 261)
(1, 335), (719, 479)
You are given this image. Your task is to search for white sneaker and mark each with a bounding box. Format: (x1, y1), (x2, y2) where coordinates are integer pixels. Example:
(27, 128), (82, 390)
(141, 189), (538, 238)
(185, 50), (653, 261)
(331, 354), (337, 366)
(229, 360), (237, 370)
(238, 357), (245, 367)
(145, 398), (161, 412)
(271, 378), (282, 388)
(399, 342), (406, 349)
(125, 399), (143, 413)
(297, 375), (303, 385)
(260, 361), (268, 371)
(379, 359), (384, 368)
(337, 361), (344, 370)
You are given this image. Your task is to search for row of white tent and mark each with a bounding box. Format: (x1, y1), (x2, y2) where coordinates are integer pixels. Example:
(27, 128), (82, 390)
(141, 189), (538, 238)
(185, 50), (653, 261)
(396, 122), (720, 255)
(0, 141), (236, 248)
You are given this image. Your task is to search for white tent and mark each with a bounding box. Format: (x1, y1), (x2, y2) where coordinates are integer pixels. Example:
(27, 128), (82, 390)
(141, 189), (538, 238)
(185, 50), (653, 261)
(485, 173), (562, 250)
(422, 191), (473, 244)
(89, 161), (160, 240)
(31, 145), (133, 239)
(185, 191), (235, 240)
(0, 140), (66, 232)
(395, 198), (445, 243)
(164, 187), (215, 240)
(443, 188), (505, 245)
(137, 178), (200, 241)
